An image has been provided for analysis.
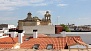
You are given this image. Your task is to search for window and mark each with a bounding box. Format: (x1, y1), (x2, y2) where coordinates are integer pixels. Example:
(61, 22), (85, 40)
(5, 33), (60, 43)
(46, 44), (53, 50)
(24, 37), (30, 41)
(32, 44), (40, 50)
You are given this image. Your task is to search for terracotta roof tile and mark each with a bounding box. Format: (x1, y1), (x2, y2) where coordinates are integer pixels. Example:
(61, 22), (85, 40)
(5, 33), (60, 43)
(67, 36), (77, 46)
(0, 36), (26, 49)
(0, 37), (17, 43)
(0, 44), (14, 49)
(21, 37), (67, 50)
(0, 36), (86, 49)
(73, 36), (88, 46)
(20, 36), (87, 50)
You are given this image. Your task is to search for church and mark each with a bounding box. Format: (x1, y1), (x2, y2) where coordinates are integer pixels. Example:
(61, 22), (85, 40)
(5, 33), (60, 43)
(18, 11), (52, 30)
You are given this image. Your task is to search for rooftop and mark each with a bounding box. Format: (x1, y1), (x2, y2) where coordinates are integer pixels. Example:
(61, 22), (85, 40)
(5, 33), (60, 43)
(20, 36), (87, 50)
(0, 34), (88, 50)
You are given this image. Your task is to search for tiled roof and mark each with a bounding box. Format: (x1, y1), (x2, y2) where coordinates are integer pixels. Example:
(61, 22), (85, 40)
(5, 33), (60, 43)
(0, 36), (26, 49)
(0, 44), (14, 49)
(73, 37), (88, 46)
(0, 36), (26, 43)
(67, 36), (77, 46)
(0, 37), (17, 43)
(0, 37), (17, 49)
(20, 36), (87, 50)
(0, 35), (87, 49)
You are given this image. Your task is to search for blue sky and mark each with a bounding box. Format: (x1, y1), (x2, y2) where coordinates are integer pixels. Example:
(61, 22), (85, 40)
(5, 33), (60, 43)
(0, 0), (91, 26)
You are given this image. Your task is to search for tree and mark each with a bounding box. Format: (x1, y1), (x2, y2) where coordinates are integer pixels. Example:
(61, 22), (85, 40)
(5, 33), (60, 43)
(60, 24), (70, 32)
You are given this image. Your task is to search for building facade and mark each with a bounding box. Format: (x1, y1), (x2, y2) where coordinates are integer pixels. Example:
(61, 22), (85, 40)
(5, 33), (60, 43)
(0, 24), (16, 30)
(18, 11), (51, 30)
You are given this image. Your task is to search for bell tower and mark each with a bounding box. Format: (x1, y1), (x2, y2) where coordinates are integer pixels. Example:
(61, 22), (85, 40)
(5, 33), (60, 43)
(44, 11), (51, 21)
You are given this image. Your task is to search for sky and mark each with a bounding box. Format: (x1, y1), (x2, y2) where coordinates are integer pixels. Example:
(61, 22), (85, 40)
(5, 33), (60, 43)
(0, 0), (91, 26)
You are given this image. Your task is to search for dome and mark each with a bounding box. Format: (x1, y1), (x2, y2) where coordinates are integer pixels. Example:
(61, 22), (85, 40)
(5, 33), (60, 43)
(46, 11), (49, 13)
(27, 12), (32, 15)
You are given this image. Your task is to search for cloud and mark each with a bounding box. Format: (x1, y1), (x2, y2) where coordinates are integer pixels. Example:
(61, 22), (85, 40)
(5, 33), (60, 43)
(57, 4), (68, 7)
(29, 0), (45, 3)
(37, 10), (51, 16)
(0, 0), (46, 11)
(78, 17), (89, 20)
(30, 3), (47, 6)
(0, 0), (67, 11)
(0, 17), (18, 21)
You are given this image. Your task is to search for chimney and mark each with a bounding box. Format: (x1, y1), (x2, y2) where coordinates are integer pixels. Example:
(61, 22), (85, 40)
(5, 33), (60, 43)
(10, 32), (17, 38)
(33, 29), (38, 38)
(18, 30), (24, 44)
(61, 31), (66, 37)
(22, 31), (25, 36)
(18, 33), (23, 44)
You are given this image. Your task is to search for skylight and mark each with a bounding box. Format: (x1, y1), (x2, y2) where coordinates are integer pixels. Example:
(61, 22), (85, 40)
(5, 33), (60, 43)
(46, 44), (53, 50)
(32, 44), (40, 50)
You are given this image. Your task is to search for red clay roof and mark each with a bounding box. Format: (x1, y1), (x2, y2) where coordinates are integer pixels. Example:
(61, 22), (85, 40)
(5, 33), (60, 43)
(0, 37), (17, 43)
(0, 44), (14, 49)
(20, 36), (87, 50)
(0, 36), (87, 49)
(0, 36), (26, 49)
(0, 36), (26, 43)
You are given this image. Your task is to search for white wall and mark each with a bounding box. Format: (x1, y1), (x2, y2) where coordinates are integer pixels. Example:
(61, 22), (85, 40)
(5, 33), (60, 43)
(8, 25), (16, 29)
(37, 21), (40, 25)
(0, 30), (3, 33)
(23, 25), (55, 34)
(0, 33), (3, 36)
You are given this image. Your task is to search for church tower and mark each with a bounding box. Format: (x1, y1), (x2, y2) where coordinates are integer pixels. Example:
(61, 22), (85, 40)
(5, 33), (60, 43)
(25, 12), (32, 20)
(40, 11), (51, 25)
(18, 11), (52, 30)
(44, 11), (51, 21)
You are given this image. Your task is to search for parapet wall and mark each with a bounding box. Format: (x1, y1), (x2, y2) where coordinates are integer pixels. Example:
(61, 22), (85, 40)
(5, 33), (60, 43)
(23, 25), (55, 34)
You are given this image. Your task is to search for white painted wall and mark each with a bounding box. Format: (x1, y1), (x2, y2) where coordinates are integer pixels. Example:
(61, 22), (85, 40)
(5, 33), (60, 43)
(70, 45), (86, 48)
(23, 25), (55, 34)
(3, 28), (9, 34)
(8, 25), (16, 29)
(0, 33), (3, 36)
(70, 44), (91, 48)
(0, 30), (3, 33)
(37, 21), (40, 25)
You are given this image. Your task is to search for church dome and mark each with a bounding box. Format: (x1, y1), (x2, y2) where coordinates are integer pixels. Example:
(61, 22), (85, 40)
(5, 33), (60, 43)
(46, 11), (49, 13)
(27, 12), (32, 15)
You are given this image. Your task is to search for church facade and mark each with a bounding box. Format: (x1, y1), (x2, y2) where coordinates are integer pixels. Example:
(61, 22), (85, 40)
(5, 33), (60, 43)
(18, 11), (52, 30)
